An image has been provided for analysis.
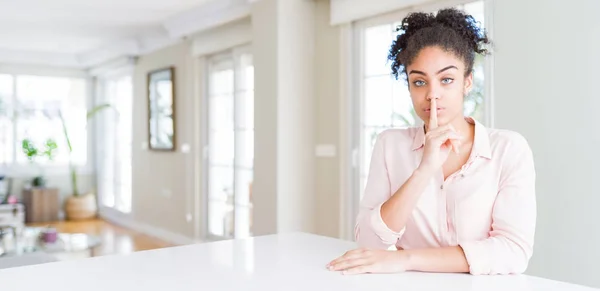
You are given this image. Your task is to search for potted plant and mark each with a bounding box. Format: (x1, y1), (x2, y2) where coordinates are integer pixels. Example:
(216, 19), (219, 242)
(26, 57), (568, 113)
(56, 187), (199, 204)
(60, 104), (113, 220)
(20, 138), (60, 222)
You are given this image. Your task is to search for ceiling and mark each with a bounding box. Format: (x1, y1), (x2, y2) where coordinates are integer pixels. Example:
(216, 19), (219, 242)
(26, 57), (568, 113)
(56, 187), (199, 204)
(0, 0), (217, 68)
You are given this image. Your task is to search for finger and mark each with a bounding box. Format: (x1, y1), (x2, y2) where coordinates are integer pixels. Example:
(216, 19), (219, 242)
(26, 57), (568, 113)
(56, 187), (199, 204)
(447, 125), (461, 154)
(440, 134), (461, 154)
(429, 98), (438, 129)
(444, 139), (457, 154)
(426, 125), (452, 136)
(430, 131), (464, 147)
(428, 124), (461, 153)
(426, 127), (460, 140)
(426, 123), (454, 136)
(450, 140), (460, 154)
(332, 258), (370, 272)
(327, 254), (362, 269)
(327, 249), (367, 268)
(443, 139), (460, 154)
(342, 265), (371, 275)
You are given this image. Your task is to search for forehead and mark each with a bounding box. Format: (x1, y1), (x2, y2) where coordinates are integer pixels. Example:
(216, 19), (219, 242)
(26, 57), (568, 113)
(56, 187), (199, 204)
(407, 46), (465, 72)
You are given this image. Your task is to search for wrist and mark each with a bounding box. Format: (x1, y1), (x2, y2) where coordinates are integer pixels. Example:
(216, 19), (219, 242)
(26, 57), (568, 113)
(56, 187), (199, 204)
(414, 166), (435, 179)
(397, 250), (414, 271)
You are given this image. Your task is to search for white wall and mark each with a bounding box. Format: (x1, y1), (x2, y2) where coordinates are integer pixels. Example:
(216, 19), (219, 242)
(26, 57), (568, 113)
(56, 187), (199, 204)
(492, 0), (600, 288)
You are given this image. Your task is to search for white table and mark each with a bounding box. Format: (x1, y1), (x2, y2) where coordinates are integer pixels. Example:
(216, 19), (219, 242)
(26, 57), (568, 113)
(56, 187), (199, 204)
(0, 232), (597, 290)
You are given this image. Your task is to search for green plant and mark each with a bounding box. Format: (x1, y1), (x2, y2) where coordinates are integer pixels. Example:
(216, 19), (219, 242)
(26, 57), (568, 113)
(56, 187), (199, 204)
(59, 103), (113, 197)
(21, 138), (58, 162)
(42, 139), (58, 161)
(21, 139), (39, 162)
(21, 138), (58, 187)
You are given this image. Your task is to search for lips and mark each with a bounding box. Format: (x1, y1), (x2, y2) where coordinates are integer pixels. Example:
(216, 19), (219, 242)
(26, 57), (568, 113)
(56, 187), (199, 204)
(424, 108), (443, 112)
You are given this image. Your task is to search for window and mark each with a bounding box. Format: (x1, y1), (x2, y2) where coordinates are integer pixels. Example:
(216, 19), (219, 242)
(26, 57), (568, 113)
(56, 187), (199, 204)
(206, 45), (254, 239)
(0, 74), (88, 167)
(350, 1), (489, 227)
(97, 75), (133, 214)
(0, 75), (14, 165)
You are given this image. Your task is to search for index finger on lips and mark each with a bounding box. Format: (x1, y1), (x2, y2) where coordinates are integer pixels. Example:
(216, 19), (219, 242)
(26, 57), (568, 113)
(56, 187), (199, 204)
(429, 98), (438, 129)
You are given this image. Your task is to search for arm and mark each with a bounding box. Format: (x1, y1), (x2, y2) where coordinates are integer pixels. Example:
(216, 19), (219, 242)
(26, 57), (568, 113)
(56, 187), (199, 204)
(459, 136), (536, 275)
(405, 246), (470, 273)
(355, 163), (431, 249)
(354, 132), (404, 249)
(379, 168), (432, 232)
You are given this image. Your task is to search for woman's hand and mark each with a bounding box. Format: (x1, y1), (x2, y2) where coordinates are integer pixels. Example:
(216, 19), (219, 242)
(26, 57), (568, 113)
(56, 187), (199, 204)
(418, 98), (463, 174)
(326, 248), (410, 275)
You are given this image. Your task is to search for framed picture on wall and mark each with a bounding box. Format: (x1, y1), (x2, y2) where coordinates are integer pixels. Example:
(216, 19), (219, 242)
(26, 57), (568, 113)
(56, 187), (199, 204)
(147, 66), (176, 151)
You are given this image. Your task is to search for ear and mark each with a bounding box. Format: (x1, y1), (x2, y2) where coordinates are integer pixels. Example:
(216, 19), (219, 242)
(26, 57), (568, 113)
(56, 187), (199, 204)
(464, 72), (474, 95)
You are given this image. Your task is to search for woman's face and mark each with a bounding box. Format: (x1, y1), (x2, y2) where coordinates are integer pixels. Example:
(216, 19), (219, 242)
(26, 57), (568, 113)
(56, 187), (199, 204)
(405, 46), (472, 128)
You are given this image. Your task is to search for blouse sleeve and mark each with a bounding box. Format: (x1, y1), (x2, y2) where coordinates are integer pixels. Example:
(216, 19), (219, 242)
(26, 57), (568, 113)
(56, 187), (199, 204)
(354, 132), (405, 249)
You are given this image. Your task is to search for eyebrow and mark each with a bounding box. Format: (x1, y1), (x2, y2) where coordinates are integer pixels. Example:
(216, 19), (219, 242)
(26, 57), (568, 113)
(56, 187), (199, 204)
(408, 65), (458, 76)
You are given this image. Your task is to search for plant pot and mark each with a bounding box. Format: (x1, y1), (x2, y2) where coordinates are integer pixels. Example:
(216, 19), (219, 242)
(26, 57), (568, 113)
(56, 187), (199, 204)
(65, 193), (97, 221)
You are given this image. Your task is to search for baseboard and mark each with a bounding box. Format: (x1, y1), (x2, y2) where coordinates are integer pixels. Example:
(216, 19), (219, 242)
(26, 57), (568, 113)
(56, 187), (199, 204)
(99, 208), (197, 246)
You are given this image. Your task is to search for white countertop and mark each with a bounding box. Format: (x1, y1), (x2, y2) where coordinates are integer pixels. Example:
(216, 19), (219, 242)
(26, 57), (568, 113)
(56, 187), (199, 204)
(0, 232), (597, 291)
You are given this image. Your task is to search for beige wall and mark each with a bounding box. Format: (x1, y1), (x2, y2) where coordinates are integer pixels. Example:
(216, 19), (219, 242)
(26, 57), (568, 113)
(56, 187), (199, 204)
(250, 0), (279, 236)
(314, 0), (341, 238)
(131, 41), (197, 238)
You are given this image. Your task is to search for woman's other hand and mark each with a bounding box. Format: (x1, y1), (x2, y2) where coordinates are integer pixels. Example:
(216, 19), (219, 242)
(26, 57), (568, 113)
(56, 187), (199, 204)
(326, 248), (410, 275)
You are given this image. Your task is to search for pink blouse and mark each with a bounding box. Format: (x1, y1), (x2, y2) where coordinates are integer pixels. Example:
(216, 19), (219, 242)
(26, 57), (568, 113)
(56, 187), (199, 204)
(354, 117), (536, 275)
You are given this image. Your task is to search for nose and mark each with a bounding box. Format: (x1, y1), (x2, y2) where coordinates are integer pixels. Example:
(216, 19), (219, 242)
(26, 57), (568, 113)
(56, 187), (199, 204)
(426, 91), (441, 101)
(426, 83), (442, 101)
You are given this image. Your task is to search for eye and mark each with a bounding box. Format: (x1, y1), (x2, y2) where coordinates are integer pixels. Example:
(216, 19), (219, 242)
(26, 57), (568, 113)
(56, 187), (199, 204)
(441, 78), (454, 84)
(413, 80), (426, 87)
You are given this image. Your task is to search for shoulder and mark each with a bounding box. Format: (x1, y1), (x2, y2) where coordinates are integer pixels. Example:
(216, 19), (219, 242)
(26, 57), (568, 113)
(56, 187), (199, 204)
(369, 127), (421, 157)
(375, 127), (420, 145)
(486, 128), (535, 174)
(487, 128), (533, 155)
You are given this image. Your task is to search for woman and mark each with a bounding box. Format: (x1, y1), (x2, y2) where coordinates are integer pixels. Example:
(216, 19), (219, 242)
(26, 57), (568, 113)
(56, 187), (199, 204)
(327, 8), (536, 275)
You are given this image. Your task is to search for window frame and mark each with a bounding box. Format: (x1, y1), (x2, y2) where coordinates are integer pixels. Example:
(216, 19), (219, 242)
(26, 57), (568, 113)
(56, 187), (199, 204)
(203, 43), (254, 241)
(95, 69), (134, 216)
(0, 70), (94, 177)
(344, 0), (495, 240)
